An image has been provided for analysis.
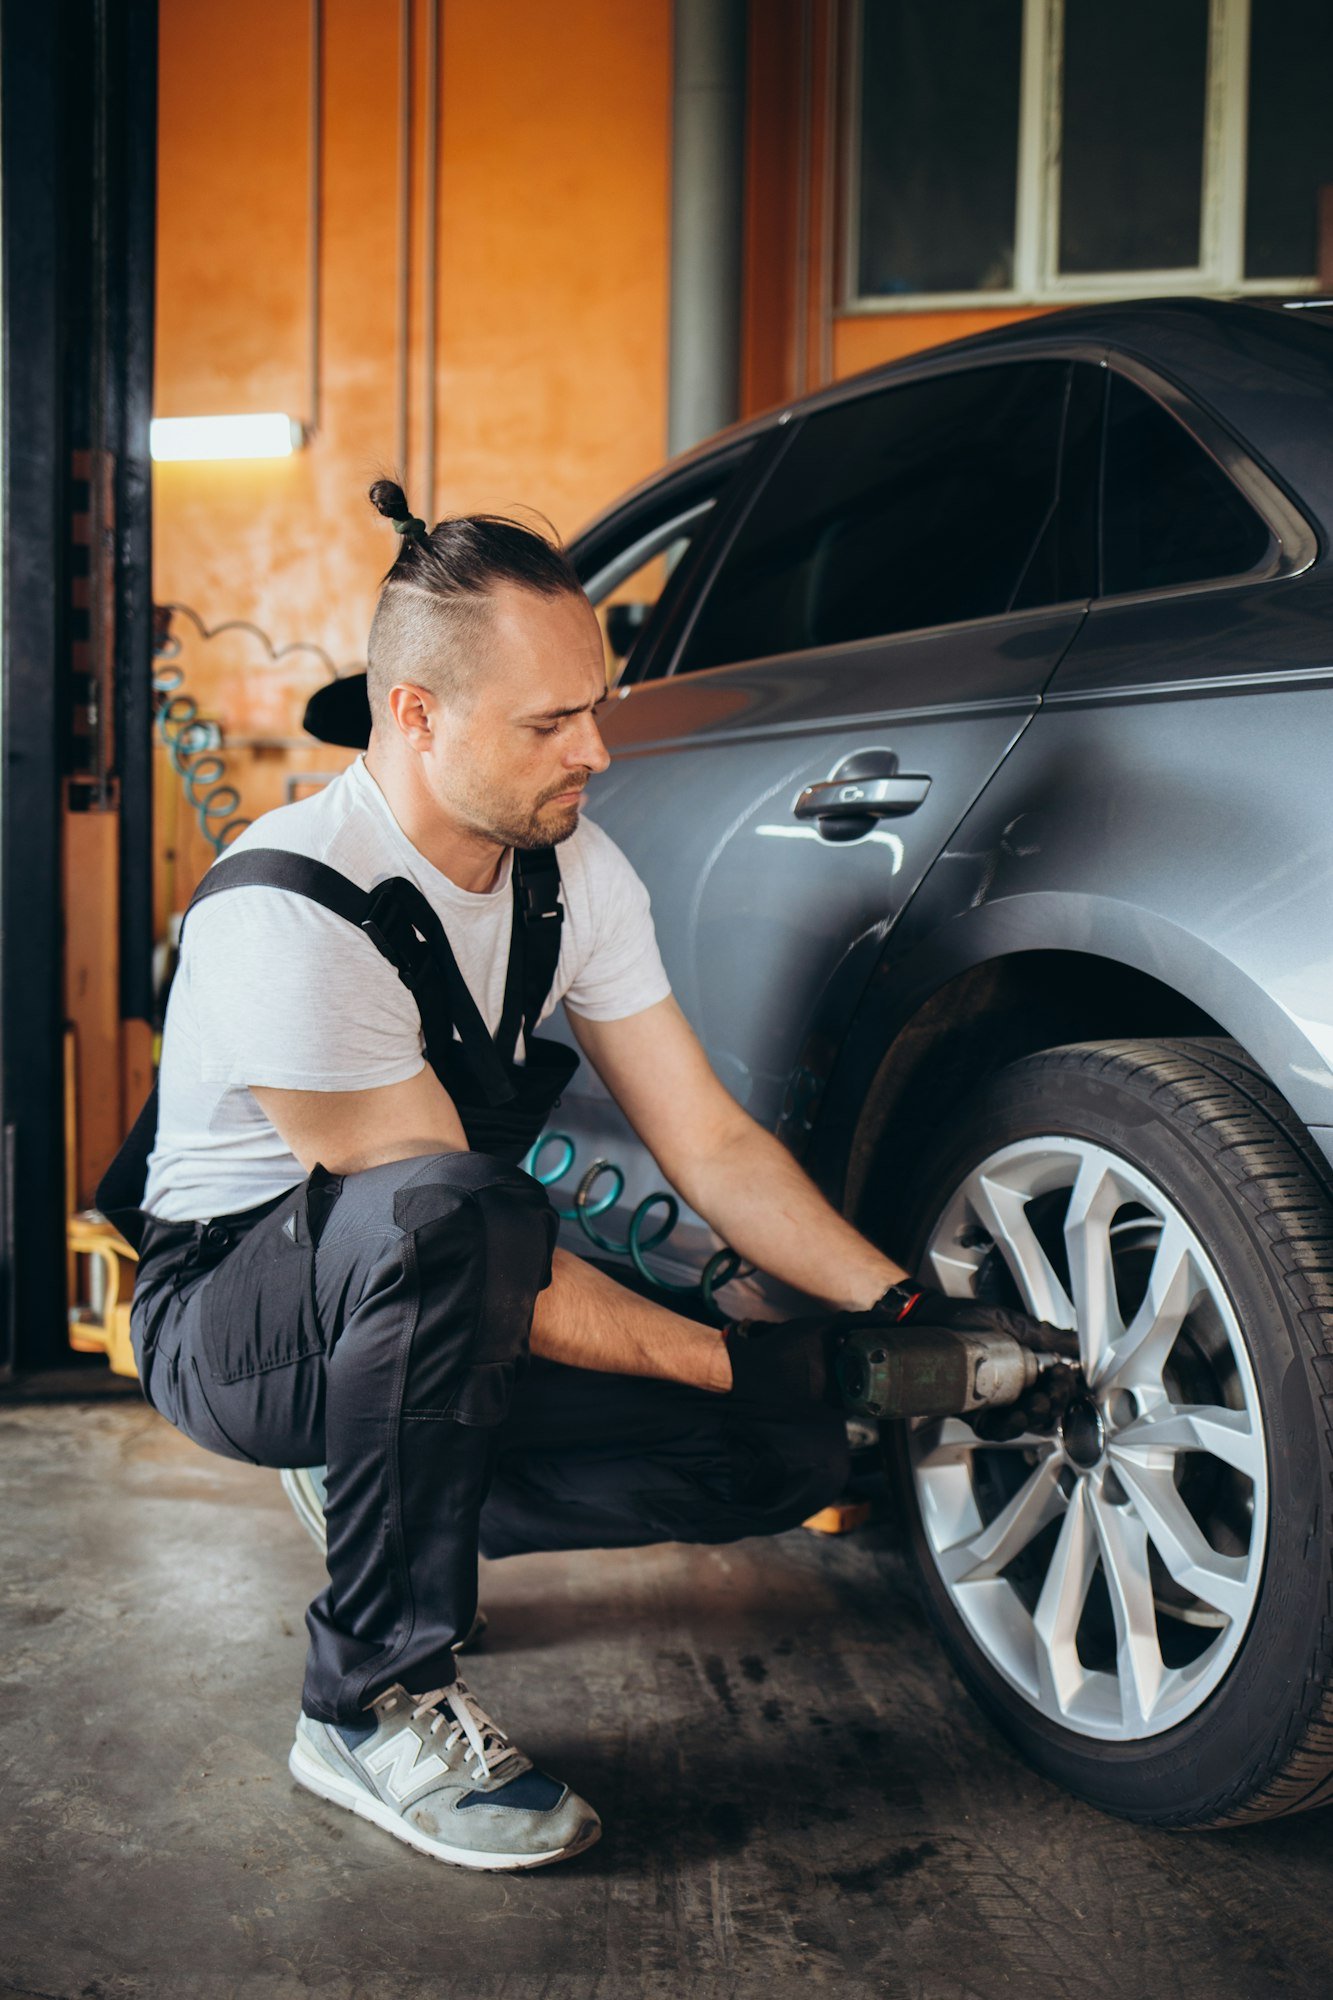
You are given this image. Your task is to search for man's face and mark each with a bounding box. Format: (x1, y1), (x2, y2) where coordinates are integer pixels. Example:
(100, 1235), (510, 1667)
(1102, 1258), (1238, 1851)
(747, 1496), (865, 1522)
(415, 581), (613, 851)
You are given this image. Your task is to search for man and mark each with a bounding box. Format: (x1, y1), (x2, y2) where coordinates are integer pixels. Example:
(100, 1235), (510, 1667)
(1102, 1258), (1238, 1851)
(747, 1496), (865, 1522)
(128, 488), (1049, 1873)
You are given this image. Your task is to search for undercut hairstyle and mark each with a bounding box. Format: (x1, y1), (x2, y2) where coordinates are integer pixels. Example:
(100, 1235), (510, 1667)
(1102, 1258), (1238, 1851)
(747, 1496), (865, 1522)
(365, 480), (583, 719)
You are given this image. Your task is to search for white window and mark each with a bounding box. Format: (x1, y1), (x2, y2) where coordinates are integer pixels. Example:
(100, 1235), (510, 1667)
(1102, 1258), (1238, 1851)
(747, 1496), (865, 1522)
(844, 0), (1333, 310)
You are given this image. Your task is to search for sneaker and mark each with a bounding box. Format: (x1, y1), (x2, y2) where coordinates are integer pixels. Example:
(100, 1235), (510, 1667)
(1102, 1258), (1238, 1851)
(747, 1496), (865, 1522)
(279, 1465), (329, 1550)
(289, 1675), (601, 1871)
(278, 1466), (488, 1652)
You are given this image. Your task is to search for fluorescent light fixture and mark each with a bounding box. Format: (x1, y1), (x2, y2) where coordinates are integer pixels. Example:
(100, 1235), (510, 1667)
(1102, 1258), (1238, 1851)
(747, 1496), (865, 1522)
(150, 413), (304, 462)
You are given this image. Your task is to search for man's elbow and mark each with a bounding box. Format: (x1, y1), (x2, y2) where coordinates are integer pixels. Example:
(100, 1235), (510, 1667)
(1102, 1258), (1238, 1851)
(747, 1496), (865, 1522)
(661, 1107), (761, 1207)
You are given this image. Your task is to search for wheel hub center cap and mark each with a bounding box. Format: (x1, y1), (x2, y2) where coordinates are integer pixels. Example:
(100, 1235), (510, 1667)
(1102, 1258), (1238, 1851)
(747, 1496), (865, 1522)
(1060, 1397), (1106, 1469)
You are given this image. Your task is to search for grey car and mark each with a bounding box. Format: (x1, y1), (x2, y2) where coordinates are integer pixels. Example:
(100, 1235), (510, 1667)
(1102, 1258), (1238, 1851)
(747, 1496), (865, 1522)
(540, 298), (1333, 1831)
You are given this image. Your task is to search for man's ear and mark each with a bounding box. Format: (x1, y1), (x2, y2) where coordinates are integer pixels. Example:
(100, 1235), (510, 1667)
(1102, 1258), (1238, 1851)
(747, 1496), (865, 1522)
(386, 681), (436, 748)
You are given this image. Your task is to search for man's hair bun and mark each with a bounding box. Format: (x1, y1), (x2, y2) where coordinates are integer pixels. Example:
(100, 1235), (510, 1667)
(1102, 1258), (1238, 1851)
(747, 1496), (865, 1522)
(368, 478), (413, 523)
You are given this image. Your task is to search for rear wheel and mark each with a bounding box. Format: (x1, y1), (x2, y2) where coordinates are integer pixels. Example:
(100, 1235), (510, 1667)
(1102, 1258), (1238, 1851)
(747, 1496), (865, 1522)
(877, 1038), (1333, 1827)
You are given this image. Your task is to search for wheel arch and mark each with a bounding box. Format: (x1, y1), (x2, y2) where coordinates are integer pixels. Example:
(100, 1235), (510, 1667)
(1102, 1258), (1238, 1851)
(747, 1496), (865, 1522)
(796, 880), (1333, 1253)
(833, 948), (1225, 1256)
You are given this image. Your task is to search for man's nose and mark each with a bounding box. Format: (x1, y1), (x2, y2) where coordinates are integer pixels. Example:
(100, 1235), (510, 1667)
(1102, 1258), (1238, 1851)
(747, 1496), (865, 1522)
(569, 714), (611, 774)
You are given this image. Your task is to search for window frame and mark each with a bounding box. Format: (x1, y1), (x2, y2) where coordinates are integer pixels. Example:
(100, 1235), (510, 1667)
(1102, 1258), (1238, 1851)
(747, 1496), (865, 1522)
(653, 348), (1317, 682)
(842, 0), (1319, 315)
(568, 438), (767, 685)
(580, 500), (716, 610)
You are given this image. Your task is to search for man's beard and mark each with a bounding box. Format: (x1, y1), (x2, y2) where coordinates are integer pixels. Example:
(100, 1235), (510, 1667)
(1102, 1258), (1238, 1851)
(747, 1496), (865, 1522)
(481, 783), (587, 852)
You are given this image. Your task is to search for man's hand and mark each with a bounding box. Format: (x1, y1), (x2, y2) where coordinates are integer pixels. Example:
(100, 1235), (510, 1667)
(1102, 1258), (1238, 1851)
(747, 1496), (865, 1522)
(723, 1280), (1075, 1408)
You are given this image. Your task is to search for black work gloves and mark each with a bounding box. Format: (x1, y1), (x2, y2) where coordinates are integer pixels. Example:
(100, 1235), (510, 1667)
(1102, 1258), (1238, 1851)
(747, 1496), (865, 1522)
(722, 1278), (1078, 1409)
(970, 1362), (1084, 1443)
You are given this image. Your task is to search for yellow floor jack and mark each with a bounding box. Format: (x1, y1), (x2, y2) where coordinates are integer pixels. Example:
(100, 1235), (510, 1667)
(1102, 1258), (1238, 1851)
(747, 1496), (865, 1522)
(66, 1211), (140, 1378)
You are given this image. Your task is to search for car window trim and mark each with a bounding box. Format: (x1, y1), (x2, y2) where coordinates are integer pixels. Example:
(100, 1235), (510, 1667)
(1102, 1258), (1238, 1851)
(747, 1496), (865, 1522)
(568, 436), (756, 587)
(1087, 350), (1318, 609)
(567, 434), (780, 689)
(649, 596), (1096, 693)
(580, 499), (716, 608)
(651, 347), (1320, 680)
(624, 420), (801, 686)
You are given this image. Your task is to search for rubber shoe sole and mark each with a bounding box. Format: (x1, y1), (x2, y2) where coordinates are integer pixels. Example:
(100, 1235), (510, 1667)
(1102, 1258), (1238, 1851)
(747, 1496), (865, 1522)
(287, 1733), (601, 1871)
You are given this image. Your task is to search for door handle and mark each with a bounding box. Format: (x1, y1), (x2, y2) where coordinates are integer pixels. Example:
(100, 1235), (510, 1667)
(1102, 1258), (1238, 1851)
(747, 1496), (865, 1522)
(793, 774), (931, 822)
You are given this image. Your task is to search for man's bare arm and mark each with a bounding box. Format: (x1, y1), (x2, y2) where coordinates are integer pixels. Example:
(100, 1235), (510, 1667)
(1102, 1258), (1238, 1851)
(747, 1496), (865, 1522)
(669, 1118), (906, 1311)
(529, 1248), (730, 1390)
(568, 998), (906, 1312)
(250, 1069), (732, 1392)
(252, 1066), (469, 1176)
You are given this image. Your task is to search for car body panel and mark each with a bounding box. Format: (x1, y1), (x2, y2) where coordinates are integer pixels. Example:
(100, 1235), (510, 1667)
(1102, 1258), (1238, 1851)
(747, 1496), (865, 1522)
(546, 301), (1333, 1295)
(545, 607), (1082, 1296)
(807, 632), (1333, 1207)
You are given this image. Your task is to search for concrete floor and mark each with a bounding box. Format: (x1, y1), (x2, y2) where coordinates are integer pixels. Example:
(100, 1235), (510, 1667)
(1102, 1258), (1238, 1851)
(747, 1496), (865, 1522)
(4, 1405), (1333, 2000)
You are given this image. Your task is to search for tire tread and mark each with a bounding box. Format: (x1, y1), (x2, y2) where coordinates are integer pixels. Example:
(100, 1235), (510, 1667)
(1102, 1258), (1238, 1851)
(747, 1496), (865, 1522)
(1014, 1038), (1333, 1828)
(901, 1035), (1333, 1829)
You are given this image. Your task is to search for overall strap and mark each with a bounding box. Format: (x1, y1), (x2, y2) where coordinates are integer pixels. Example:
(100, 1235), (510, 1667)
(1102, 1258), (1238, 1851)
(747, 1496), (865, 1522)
(183, 845), (566, 1106)
(366, 875), (517, 1105)
(185, 848), (368, 930)
(186, 848), (516, 1105)
(512, 846), (565, 1050)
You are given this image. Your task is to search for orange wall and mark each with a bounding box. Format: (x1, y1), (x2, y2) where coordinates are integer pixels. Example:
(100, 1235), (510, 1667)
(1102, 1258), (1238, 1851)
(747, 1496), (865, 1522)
(154, 0), (673, 897)
(831, 306), (1058, 380)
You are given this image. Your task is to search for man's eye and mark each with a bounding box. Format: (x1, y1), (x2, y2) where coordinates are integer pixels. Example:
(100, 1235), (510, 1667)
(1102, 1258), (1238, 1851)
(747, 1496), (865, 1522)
(534, 722), (561, 737)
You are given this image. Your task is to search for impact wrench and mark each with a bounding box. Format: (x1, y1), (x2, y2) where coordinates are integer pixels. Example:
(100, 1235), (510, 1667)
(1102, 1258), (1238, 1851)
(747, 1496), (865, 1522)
(723, 1281), (1084, 1437)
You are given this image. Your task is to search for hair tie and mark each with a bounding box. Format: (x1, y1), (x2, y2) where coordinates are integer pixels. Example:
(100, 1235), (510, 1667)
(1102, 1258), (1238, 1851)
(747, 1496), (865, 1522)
(391, 514), (429, 546)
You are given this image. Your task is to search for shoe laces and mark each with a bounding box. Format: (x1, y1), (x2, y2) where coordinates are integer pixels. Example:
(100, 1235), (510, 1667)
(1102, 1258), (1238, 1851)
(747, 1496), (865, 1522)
(410, 1676), (518, 1785)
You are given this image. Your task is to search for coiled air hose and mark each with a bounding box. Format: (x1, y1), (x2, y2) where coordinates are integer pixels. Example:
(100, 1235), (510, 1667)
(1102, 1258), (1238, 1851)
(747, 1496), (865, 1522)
(152, 620), (252, 856)
(521, 1131), (754, 1311)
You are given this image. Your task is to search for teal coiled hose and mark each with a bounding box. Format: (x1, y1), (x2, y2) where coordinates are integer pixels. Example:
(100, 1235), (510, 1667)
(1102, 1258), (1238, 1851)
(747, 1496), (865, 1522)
(152, 653), (252, 856)
(520, 1131), (754, 1312)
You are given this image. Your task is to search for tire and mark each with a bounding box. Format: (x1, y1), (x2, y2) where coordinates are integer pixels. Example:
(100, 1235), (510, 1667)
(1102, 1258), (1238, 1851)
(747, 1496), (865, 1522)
(876, 1037), (1333, 1828)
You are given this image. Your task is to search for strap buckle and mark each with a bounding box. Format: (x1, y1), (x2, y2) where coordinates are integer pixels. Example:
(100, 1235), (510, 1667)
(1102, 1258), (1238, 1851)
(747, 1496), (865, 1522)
(518, 878), (563, 921)
(361, 881), (430, 987)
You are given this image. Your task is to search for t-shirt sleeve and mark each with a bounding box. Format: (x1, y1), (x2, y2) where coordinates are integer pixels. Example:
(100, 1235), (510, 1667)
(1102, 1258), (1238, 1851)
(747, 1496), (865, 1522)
(185, 888), (427, 1092)
(561, 823), (674, 1022)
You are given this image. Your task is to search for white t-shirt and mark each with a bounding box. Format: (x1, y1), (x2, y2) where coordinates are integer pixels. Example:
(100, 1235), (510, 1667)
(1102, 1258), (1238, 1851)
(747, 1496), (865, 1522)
(143, 756), (672, 1221)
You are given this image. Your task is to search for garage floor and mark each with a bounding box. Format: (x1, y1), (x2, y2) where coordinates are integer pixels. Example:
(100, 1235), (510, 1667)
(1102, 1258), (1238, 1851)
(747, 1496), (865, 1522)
(4, 1402), (1333, 2000)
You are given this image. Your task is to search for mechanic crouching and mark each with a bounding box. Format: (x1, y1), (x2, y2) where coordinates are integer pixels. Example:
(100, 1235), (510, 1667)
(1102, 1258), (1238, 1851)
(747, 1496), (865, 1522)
(109, 485), (1063, 1873)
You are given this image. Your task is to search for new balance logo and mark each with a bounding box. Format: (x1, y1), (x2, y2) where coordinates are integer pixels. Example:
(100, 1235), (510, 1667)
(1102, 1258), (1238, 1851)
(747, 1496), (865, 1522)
(363, 1728), (449, 1803)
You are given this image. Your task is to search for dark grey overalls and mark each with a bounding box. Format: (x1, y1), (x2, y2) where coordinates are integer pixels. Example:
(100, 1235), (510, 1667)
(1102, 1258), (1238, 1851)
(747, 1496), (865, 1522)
(101, 847), (849, 1724)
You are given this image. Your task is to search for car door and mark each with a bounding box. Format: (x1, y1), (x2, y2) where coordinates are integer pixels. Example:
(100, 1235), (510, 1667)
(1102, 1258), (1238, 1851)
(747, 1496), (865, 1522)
(562, 360), (1100, 1289)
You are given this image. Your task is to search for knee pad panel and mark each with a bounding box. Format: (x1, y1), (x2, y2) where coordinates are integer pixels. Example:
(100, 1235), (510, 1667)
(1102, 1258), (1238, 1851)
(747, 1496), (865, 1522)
(391, 1149), (550, 1220)
(395, 1175), (557, 1425)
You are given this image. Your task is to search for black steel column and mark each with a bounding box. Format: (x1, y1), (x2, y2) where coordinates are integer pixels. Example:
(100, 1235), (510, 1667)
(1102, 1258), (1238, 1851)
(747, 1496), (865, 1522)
(1, 1), (69, 1375)
(0, 0), (157, 1379)
(107, 1), (158, 1026)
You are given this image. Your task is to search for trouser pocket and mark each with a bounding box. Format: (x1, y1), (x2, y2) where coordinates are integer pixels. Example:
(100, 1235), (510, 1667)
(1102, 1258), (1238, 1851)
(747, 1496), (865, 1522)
(198, 1174), (333, 1384)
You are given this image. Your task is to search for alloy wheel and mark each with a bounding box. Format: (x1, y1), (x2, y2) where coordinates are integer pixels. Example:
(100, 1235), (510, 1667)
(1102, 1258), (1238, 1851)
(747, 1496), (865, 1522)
(908, 1137), (1268, 1741)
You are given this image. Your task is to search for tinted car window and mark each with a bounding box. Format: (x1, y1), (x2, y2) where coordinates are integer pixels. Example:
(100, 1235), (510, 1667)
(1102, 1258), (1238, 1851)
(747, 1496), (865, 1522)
(677, 362), (1071, 672)
(1101, 373), (1272, 595)
(593, 524), (701, 683)
(1011, 360), (1103, 611)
